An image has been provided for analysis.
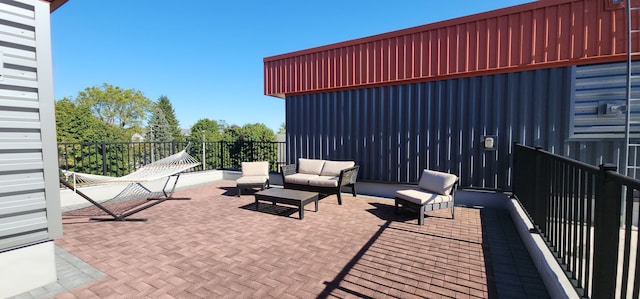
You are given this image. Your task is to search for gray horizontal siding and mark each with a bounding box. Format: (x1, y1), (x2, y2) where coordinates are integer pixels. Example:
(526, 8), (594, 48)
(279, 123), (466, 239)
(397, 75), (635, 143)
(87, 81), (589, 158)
(0, 0), (55, 252)
(572, 61), (640, 138)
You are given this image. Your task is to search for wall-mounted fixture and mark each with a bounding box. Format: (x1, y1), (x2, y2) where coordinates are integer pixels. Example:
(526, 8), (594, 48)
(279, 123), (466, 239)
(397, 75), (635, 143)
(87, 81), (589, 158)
(482, 135), (497, 151)
(599, 101), (626, 117)
(606, 0), (625, 10)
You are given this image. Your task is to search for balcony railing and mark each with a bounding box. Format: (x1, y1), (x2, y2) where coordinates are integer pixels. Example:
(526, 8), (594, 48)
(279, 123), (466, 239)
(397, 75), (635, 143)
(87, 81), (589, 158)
(57, 141), (286, 176)
(513, 143), (640, 299)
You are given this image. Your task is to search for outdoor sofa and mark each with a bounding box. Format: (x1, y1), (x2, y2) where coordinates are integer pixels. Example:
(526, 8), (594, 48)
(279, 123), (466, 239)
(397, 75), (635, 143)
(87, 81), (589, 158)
(280, 158), (360, 205)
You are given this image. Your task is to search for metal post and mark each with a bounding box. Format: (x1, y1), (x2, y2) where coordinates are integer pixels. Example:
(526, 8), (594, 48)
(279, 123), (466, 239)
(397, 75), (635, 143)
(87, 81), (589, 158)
(533, 147), (550, 233)
(591, 163), (622, 299)
(220, 141), (225, 169)
(101, 141), (107, 175)
(201, 130), (206, 171)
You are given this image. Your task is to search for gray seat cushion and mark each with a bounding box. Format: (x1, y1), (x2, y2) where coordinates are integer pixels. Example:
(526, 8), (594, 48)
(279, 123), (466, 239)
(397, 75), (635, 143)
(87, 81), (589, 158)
(284, 173), (317, 185)
(241, 161), (269, 176)
(298, 158), (326, 175)
(236, 175), (268, 184)
(395, 189), (452, 205)
(308, 175), (339, 187)
(320, 161), (355, 176)
(418, 169), (458, 195)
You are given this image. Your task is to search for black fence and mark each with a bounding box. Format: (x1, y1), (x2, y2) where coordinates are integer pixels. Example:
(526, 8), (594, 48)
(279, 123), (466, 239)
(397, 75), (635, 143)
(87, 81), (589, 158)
(513, 143), (640, 299)
(57, 141), (286, 177)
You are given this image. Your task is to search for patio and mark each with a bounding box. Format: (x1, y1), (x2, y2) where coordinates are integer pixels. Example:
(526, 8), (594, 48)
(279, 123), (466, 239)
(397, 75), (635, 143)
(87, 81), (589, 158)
(24, 181), (548, 298)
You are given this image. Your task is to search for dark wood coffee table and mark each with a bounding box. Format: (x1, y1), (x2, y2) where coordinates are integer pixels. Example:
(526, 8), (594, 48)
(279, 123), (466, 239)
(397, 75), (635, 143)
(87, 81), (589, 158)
(254, 188), (319, 220)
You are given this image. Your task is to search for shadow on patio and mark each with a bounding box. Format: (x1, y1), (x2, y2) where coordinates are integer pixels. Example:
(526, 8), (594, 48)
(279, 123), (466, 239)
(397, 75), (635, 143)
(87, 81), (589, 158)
(35, 181), (549, 298)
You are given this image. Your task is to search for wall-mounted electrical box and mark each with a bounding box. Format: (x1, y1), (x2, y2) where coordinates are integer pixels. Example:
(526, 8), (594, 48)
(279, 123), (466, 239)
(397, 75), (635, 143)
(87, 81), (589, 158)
(482, 135), (497, 151)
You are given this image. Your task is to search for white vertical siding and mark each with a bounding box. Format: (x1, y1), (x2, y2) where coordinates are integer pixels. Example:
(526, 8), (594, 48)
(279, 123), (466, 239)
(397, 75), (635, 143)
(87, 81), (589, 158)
(0, 0), (60, 252)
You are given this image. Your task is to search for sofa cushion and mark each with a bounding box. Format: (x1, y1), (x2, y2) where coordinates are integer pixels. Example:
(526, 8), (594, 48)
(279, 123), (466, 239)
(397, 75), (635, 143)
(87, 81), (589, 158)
(236, 175), (268, 184)
(298, 158), (325, 175)
(417, 170), (458, 195)
(308, 176), (339, 187)
(320, 160), (355, 176)
(395, 189), (452, 205)
(284, 173), (317, 185)
(241, 161), (269, 176)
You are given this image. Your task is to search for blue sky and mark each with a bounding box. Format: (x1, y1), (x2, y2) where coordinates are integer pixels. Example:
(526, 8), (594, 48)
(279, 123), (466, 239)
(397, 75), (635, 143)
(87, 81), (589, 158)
(50, 0), (532, 132)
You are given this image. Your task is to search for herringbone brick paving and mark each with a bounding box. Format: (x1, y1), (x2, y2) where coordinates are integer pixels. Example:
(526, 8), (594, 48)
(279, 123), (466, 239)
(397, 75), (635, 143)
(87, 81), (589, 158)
(53, 182), (547, 298)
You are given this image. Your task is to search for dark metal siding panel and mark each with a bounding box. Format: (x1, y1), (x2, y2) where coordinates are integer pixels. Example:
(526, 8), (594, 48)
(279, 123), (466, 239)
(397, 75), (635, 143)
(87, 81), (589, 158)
(286, 66), (581, 190)
(265, 0), (631, 97)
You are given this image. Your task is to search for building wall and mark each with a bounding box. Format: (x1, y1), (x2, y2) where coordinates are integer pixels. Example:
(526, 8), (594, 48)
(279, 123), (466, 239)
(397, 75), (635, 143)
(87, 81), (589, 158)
(265, 0), (630, 97)
(571, 61), (640, 139)
(286, 63), (627, 190)
(0, 0), (60, 297)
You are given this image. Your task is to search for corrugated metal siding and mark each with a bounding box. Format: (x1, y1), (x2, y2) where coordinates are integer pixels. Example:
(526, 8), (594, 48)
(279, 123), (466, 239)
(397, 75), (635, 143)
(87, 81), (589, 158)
(572, 61), (640, 138)
(0, 0), (55, 252)
(287, 65), (631, 190)
(265, 0), (631, 97)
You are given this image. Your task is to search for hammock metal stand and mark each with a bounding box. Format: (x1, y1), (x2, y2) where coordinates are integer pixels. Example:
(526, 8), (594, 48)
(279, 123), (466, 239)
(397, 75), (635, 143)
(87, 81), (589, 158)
(60, 173), (191, 221)
(60, 145), (200, 221)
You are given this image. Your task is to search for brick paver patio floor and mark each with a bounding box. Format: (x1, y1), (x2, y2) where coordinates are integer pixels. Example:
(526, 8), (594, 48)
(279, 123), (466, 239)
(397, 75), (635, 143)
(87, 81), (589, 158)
(51, 182), (549, 298)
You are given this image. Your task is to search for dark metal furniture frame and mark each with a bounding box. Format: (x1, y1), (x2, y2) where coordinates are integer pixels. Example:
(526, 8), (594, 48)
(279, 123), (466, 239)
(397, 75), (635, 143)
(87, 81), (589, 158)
(254, 188), (319, 220)
(236, 179), (269, 197)
(394, 180), (458, 225)
(280, 164), (359, 205)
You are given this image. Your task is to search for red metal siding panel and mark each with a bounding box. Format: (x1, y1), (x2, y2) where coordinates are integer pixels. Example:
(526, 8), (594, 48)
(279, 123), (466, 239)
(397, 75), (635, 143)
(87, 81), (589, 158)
(447, 26), (455, 74)
(558, 3), (571, 60)
(381, 39), (389, 83)
(497, 15), (509, 68)
(389, 37), (397, 82)
(546, 6), (558, 61)
(264, 0), (633, 97)
(467, 22), (477, 73)
(478, 20), (489, 70)
(419, 32), (428, 77)
(431, 29), (439, 76)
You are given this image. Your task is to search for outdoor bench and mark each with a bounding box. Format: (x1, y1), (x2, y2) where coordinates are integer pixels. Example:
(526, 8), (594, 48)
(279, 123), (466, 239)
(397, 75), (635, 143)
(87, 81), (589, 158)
(280, 158), (359, 205)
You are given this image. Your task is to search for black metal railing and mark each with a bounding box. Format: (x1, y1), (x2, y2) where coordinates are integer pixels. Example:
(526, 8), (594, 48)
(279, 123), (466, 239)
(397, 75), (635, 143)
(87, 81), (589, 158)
(57, 141), (286, 177)
(513, 143), (640, 299)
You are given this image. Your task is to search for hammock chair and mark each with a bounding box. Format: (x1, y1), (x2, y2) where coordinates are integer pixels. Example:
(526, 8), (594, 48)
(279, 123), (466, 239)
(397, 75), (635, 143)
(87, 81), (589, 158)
(60, 145), (201, 221)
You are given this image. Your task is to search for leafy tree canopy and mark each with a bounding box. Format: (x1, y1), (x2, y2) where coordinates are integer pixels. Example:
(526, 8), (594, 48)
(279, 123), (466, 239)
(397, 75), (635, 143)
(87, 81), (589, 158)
(75, 83), (153, 130)
(232, 123), (277, 142)
(55, 98), (128, 143)
(189, 118), (224, 142)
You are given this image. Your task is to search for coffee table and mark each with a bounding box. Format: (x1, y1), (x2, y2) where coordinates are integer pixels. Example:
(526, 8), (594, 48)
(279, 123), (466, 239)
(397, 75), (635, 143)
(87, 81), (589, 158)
(254, 188), (319, 220)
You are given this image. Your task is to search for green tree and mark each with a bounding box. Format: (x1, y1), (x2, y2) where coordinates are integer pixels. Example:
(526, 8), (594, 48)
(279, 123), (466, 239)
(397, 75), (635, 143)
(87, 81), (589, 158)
(188, 118), (224, 170)
(277, 122), (286, 135)
(157, 95), (183, 141)
(220, 123), (277, 170)
(55, 98), (128, 143)
(239, 123), (277, 141)
(147, 107), (173, 142)
(222, 124), (242, 142)
(189, 118), (223, 142)
(55, 98), (130, 174)
(75, 83), (153, 130)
